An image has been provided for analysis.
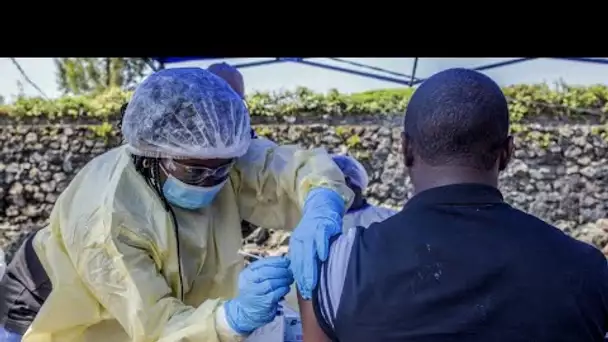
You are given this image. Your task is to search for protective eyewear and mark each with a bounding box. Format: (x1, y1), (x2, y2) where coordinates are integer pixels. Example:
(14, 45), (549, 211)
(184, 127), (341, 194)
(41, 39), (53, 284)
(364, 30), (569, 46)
(161, 159), (235, 185)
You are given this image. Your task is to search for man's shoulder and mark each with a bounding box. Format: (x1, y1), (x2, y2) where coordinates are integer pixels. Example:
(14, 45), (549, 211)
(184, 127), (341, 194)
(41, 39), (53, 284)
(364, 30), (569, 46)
(364, 206), (405, 229)
(326, 228), (360, 271)
(320, 220), (395, 297)
(344, 205), (399, 231)
(314, 227), (361, 333)
(509, 206), (607, 265)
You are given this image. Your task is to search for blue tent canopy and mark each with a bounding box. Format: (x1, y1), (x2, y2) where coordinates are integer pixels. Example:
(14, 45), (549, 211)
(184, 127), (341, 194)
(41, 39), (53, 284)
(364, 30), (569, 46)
(150, 57), (608, 87)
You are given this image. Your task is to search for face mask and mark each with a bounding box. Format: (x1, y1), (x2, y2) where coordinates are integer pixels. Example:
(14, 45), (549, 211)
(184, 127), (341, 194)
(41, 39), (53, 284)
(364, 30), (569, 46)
(162, 175), (227, 210)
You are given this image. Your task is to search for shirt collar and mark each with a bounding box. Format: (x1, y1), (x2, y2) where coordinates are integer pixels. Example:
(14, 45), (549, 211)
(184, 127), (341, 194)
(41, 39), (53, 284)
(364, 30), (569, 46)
(404, 183), (504, 209)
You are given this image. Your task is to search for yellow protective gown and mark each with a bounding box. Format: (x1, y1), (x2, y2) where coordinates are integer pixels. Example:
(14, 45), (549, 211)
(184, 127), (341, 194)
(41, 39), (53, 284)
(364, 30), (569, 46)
(25, 140), (353, 342)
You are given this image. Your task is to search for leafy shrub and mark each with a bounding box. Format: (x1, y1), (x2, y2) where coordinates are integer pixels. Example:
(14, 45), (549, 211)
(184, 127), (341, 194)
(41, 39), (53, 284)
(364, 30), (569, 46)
(1, 84), (607, 123)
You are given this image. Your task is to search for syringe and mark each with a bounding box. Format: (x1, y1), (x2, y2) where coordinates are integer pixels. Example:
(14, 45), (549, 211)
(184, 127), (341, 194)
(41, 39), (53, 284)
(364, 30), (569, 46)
(238, 250), (262, 260)
(237, 250), (291, 311)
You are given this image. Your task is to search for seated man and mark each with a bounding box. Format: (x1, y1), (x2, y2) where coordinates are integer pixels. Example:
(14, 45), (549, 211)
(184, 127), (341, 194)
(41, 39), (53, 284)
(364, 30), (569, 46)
(298, 68), (608, 342)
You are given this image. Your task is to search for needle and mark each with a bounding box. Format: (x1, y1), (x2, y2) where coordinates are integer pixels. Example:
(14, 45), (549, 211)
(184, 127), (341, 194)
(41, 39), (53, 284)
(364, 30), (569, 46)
(238, 250), (262, 260)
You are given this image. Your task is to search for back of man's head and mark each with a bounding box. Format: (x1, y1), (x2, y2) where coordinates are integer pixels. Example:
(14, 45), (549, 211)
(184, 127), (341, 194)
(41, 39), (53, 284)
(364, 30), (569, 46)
(403, 68), (510, 171)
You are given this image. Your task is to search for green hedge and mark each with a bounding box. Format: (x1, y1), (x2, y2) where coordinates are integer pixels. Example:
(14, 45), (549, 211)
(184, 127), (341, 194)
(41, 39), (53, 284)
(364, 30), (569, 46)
(1, 84), (608, 123)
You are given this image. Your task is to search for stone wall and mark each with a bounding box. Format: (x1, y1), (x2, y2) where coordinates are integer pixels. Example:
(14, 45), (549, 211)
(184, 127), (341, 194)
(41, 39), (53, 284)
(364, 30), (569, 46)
(1, 120), (608, 261)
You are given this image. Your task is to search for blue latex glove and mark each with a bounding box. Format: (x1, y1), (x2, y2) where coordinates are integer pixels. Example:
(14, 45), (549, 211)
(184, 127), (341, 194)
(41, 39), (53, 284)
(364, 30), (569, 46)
(224, 256), (293, 335)
(289, 188), (345, 300)
(0, 327), (22, 342)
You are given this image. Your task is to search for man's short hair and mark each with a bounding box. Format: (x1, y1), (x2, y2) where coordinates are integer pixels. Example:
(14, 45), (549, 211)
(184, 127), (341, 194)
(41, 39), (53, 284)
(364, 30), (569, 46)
(403, 68), (510, 170)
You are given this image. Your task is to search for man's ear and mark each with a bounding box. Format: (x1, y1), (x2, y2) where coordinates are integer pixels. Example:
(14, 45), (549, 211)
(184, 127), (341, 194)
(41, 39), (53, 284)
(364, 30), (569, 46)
(498, 135), (514, 171)
(401, 132), (414, 167)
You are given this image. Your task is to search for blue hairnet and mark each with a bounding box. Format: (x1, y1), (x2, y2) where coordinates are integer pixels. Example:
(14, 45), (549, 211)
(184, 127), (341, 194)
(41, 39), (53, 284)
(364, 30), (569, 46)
(331, 155), (369, 190)
(121, 67), (251, 160)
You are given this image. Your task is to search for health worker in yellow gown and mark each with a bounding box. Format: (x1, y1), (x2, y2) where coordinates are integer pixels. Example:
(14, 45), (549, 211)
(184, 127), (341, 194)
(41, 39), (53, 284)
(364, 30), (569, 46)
(23, 67), (353, 342)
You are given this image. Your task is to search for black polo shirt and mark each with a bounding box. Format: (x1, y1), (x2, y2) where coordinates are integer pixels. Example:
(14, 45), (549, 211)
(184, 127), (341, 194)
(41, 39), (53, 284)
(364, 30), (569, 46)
(313, 183), (608, 342)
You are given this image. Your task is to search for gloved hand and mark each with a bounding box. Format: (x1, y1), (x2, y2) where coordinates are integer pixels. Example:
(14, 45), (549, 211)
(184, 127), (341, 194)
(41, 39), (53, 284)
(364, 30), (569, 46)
(224, 256), (293, 335)
(289, 188), (345, 300)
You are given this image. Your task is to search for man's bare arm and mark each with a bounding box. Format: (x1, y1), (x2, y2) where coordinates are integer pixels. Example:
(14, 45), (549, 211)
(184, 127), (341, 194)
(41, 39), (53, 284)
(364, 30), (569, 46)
(297, 229), (357, 341)
(297, 289), (331, 342)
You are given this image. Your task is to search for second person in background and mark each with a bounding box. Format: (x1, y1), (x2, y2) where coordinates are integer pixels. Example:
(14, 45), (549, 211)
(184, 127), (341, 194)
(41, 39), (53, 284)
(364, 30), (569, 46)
(207, 62), (261, 140)
(331, 154), (397, 229)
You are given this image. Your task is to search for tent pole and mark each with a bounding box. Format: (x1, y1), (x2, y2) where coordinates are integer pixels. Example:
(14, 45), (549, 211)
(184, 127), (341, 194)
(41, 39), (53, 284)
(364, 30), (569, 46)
(409, 58), (419, 87)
